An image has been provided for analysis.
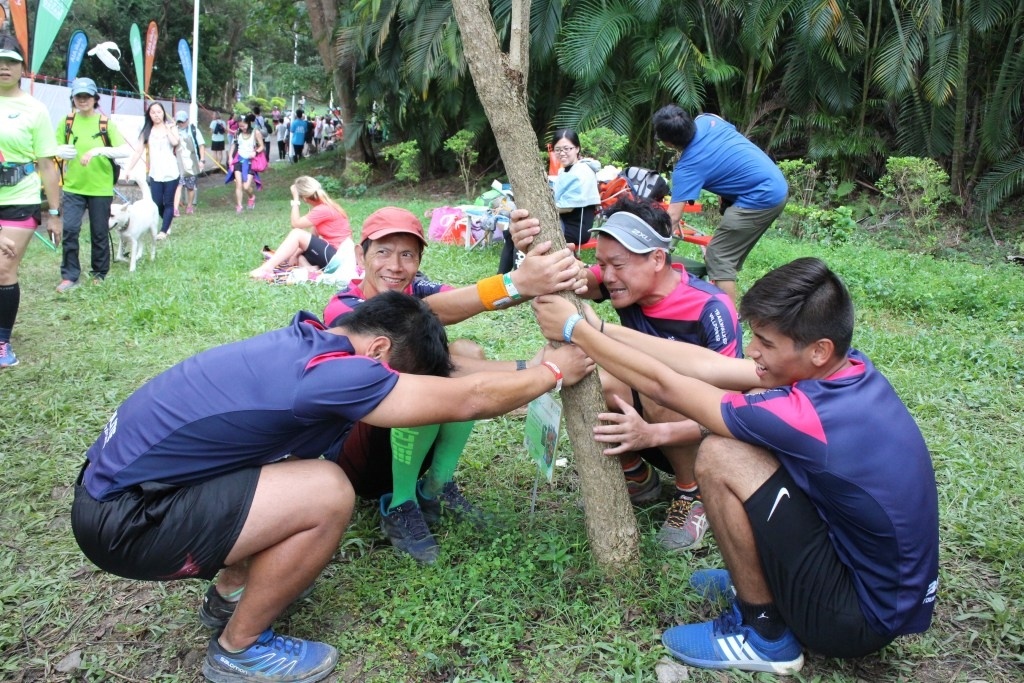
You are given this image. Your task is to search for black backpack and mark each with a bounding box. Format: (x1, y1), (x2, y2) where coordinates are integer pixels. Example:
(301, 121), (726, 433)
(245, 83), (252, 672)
(213, 121), (225, 135)
(63, 112), (117, 186)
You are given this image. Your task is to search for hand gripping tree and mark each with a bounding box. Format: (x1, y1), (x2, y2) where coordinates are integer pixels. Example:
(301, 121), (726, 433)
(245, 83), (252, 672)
(450, 0), (639, 570)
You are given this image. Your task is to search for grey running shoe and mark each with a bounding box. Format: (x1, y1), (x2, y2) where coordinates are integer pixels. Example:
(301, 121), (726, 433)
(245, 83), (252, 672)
(626, 463), (662, 505)
(379, 494), (439, 564)
(657, 498), (709, 551)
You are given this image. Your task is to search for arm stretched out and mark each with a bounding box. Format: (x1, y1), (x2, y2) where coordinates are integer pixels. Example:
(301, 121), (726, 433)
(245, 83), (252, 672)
(361, 343), (595, 428)
(532, 295), (759, 436)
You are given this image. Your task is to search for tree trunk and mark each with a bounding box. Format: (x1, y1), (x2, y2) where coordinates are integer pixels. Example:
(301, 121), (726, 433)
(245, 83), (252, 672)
(450, 0), (640, 571)
(305, 0), (364, 162)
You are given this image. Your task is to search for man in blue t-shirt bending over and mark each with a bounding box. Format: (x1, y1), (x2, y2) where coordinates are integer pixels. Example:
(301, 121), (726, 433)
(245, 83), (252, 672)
(654, 104), (788, 303)
(533, 257), (938, 675)
(71, 291), (593, 683)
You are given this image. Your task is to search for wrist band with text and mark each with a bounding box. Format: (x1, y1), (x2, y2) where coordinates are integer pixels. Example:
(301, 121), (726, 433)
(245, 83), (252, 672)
(476, 274), (513, 310)
(541, 361), (563, 391)
(502, 272), (521, 300)
(563, 313), (584, 343)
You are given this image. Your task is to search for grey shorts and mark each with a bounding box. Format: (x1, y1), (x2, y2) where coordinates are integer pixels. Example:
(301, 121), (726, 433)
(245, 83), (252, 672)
(704, 200), (786, 282)
(178, 175), (197, 190)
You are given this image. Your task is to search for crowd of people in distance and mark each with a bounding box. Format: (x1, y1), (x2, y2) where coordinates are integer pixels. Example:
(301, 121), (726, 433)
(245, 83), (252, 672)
(1, 30), (940, 683)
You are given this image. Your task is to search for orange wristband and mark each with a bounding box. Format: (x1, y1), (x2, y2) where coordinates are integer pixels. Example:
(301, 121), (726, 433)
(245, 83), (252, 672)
(477, 274), (513, 310)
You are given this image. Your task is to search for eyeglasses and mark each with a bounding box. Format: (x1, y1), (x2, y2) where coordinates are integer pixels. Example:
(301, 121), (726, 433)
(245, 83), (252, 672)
(553, 146), (577, 153)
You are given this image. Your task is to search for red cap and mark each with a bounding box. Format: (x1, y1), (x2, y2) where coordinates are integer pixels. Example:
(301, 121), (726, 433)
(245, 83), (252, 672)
(360, 207), (426, 246)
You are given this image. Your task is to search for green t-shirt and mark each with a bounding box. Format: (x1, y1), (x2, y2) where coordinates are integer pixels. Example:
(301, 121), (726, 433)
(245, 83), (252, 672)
(56, 111), (126, 196)
(0, 93), (58, 206)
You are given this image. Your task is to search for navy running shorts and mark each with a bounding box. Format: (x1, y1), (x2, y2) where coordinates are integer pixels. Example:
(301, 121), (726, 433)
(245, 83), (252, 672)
(71, 462), (259, 581)
(744, 466), (892, 658)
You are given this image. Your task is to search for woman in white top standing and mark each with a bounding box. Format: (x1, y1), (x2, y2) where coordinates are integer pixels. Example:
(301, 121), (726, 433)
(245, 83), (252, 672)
(232, 114), (264, 213)
(126, 102), (180, 241)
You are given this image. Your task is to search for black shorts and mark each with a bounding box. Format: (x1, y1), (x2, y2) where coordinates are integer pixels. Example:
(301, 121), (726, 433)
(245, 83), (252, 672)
(336, 423), (433, 499)
(745, 466), (892, 657)
(71, 462), (259, 581)
(303, 235), (337, 269)
(211, 140), (225, 151)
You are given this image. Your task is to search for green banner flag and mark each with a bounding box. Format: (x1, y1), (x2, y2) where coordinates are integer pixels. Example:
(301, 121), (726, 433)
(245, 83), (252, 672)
(31, 0), (75, 74)
(130, 23), (144, 96)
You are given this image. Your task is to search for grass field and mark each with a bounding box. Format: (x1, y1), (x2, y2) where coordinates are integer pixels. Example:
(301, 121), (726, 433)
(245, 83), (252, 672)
(1, 156), (1022, 682)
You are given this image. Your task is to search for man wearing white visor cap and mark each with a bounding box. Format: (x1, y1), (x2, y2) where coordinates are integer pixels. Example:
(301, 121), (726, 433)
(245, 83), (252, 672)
(511, 196), (743, 551)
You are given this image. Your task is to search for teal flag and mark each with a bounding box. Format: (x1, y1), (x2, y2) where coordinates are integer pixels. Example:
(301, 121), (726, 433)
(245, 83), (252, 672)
(130, 24), (144, 96)
(31, 0), (75, 74)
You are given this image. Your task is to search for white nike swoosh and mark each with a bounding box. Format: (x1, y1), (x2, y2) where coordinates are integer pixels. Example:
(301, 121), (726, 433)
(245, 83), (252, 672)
(767, 487), (790, 522)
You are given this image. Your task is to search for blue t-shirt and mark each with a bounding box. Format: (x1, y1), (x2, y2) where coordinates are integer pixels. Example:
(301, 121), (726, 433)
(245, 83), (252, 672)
(290, 119), (310, 146)
(671, 114), (788, 209)
(84, 312), (399, 500)
(720, 350), (939, 637)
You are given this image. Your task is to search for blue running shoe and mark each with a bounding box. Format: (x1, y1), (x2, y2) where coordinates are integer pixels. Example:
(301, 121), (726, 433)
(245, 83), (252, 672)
(0, 341), (17, 368)
(379, 493), (439, 564)
(203, 629), (338, 682)
(662, 602), (804, 674)
(417, 480), (488, 529)
(689, 569), (735, 601)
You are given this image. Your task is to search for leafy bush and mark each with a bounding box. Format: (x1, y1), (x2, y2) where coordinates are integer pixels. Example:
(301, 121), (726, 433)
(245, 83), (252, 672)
(877, 157), (957, 248)
(783, 204), (857, 244)
(778, 159), (820, 207)
(444, 130), (479, 200)
(315, 175), (343, 196)
(381, 140), (421, 183)
(341, 161), (371, 188)
(580, 128), (628, 167)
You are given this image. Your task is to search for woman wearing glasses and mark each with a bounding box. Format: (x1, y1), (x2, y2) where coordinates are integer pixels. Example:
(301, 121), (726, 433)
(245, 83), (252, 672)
(551, 129), (600, 247)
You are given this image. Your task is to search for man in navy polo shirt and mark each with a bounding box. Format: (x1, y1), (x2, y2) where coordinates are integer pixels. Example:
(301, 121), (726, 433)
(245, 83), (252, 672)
(71, 291), (593, 683)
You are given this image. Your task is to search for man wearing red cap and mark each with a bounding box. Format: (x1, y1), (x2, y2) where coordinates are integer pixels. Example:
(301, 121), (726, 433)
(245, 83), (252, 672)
(323, 206), (586, 563)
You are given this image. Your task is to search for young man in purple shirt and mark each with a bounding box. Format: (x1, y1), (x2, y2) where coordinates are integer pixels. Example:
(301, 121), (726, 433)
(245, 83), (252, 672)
(72, 291), (594, 683)
(533, 257), (938, 674)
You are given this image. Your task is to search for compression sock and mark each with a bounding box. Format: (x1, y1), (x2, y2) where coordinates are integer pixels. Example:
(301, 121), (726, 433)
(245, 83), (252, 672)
(622, 456), (652, 483)
(218, 586), (245, 602)
(0, 282), (20, 340)
(737, 600), (788, 640)
(674, 481), (700, 502)
(389, 424), (440, 509)
(420, 421), (476, 498)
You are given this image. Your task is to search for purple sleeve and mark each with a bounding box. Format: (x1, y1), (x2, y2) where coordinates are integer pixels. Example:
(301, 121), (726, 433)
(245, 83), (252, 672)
(295, 356), (399, 421)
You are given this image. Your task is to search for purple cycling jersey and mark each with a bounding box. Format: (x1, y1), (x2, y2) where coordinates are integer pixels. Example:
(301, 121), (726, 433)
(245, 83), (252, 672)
(721, 350), (939, 637)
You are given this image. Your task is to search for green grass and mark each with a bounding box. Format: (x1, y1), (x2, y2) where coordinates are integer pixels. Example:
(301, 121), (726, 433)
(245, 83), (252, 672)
(1, 157), (1022, 682)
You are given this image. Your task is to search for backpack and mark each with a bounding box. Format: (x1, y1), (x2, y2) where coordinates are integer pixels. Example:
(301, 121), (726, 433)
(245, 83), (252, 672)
(64, 112), (117, 186)
(622, 166), (670, 201)
(213, 121), (225, 135)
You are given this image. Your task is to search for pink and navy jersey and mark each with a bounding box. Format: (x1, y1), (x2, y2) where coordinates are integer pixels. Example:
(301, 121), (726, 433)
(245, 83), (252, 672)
(83, 312), (399, 501)
(590, 262), (742, 357)
(721, 350), (939, 638)
(323, 275), (453, 327)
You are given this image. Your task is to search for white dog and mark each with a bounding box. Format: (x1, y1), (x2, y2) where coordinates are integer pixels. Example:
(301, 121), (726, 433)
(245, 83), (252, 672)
(110, 164), (160, 272)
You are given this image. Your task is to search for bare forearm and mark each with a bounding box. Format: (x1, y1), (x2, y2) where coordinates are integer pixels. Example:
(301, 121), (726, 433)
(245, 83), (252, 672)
(602, 320), (754, 390)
